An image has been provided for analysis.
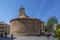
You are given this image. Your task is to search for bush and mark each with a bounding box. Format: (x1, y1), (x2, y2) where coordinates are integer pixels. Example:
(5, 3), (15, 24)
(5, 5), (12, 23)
(54, 28), (60, 38)
(54, 31), (57, 38)
(56, 29), (60, 37)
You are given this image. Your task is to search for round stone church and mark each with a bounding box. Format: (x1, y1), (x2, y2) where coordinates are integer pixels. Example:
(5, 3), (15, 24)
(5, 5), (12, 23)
(10, 6), (45, 36)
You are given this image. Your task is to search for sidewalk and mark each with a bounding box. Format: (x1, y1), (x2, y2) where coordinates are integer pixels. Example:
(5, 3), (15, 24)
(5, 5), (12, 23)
(0, 36), (58, 40)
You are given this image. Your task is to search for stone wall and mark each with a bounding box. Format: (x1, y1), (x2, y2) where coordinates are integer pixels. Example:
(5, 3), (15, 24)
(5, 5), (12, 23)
(10, 19), (43, 36)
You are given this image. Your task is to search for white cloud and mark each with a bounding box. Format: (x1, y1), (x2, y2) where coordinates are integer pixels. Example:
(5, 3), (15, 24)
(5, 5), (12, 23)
(42, 7), (59, 21)
(36, 0), (46, 18)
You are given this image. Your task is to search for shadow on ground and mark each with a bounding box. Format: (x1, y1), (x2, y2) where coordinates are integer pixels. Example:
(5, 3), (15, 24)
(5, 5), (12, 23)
(0, 36), (16, 40)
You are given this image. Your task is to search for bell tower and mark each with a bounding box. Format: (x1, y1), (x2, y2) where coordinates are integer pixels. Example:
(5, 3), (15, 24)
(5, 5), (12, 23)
(19, 6), (25, 16)
(19, 6), (29, 18)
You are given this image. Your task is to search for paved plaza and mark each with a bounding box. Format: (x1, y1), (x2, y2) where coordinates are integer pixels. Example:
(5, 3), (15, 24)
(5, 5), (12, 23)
(0, 36), (58, 40)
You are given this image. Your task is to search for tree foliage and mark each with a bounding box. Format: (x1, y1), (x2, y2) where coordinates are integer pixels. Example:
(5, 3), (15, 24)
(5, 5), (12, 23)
(56, 24), (60, 30)
(45, 16), (58, 32)
(54, 24), (60, 38)
(55, 28), (60, 38)
(46, 16), (58, 26)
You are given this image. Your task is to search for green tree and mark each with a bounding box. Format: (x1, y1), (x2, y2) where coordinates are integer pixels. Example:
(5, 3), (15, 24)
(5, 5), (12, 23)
(56, 29), (60, 37)
(46, 16), (58, 32)
(54, 24), (60, 38)
(55, 28), (60, 40)
(56, 24), (60, 30)
(45, 25), (50, 32)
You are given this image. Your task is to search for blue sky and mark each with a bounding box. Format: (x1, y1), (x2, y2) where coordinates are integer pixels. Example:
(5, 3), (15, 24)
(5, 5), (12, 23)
(0, 0), (60, 24)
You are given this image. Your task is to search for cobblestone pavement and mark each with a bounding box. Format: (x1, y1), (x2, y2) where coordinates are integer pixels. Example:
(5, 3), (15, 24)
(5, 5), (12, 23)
(0, 36), (58, 40)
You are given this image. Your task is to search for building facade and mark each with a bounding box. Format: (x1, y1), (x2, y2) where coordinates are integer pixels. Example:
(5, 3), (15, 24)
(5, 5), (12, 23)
(0, 22), (10, 35)
(10, 7), (45, 36)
